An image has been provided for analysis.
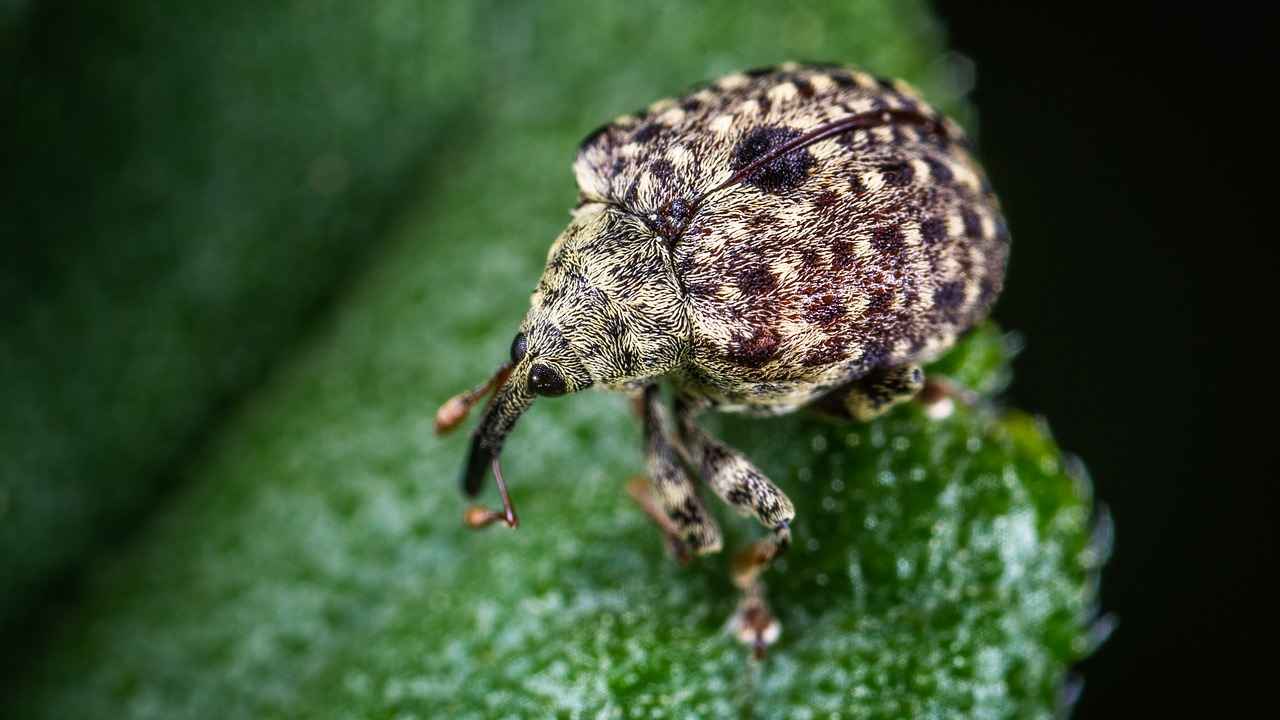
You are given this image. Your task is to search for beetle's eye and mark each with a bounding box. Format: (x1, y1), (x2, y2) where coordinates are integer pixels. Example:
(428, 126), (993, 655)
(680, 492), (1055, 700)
(528, 363), (567, 397)
(510, 332), (528, 364)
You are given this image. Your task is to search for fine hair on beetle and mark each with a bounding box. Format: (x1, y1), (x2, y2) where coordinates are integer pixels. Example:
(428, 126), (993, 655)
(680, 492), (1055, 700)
(435, 62), (1008, 654)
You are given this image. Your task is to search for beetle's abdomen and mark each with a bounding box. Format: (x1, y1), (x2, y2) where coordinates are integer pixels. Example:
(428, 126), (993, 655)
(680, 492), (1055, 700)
(573, 63), (1008, 402)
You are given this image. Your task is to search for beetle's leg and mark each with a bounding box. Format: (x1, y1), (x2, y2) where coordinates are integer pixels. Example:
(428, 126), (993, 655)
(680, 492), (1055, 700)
(628, 386), (723, 563)
(841, 363), (925, 422)
(677, 395), (794, 657)
(434, 362), (513, 435)
(816, 364), (977, 422)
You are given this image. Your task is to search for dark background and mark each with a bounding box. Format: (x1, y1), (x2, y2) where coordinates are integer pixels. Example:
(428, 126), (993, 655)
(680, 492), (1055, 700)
(935, 3), (1272, 715)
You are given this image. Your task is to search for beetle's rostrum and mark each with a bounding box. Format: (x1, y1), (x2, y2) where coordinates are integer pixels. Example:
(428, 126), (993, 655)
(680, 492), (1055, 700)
(436, 62), (1009, 655)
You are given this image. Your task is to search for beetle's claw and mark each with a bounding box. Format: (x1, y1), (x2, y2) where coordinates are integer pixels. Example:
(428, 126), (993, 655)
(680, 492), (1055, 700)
(463, 458), (519, 531)
(730, 587), (780, 659)
(463, 505), (516, 529)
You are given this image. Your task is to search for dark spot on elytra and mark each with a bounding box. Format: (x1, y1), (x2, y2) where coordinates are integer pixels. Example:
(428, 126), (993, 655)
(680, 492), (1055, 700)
(650, 159), (674, 181)
(894, 97), (921, 115)
(924, 156), (953, 184)
(961, 207), (982, 237)
(727, 488), (752, 506)
(730, 326), (780, 368)
(933, 280), (965, 311)
(735, 264), (777, 296)
(866, 286), (894, 315)
(847, 171), (868, 194)
(680, 97), (702, 112)
(793, 78), (815, 97)
(632, 122), (661, 144)
(871, 225), (905, 254)
(921, 217), (947, 245)
(813, 190), (839, 208)
(744, 66), (776, 78)
(830, 70), (856, 87)
(879, 160), (914, 187)
(875, 76), (897, 92)
(808, 294), (846, 326)
(733, 125), (814, 194)
(831, 241), (857, 271)
(800, 248), (821, 268)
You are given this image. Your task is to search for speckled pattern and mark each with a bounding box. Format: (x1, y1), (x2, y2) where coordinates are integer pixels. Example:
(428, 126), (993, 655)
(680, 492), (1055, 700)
(573, 63), (1008, 413)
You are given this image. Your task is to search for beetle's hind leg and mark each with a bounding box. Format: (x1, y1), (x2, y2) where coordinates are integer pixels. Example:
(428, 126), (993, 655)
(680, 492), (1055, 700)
(677, 395), (795, 658)
(816, 364), (978, 422)
(628, 386), (723, 564)
(839, 363), (926, 421)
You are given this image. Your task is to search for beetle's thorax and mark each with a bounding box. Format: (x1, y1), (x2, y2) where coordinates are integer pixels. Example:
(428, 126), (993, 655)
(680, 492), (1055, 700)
(522, 203), (691, 391)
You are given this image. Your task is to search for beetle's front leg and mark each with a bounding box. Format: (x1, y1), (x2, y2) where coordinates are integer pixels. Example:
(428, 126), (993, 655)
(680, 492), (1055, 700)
(677, 395), (794, 658)
(627, 386), (723, 564)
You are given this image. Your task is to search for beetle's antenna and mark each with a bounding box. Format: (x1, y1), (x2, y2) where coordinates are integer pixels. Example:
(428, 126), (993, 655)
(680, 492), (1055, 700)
(463, 457), (519, 529)
(435, 362), (513, 435)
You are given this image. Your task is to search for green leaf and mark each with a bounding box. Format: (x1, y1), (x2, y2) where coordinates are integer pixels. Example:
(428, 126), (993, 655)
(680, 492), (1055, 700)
(0, 0), (480, 625)
(8, 2), (1104, 718)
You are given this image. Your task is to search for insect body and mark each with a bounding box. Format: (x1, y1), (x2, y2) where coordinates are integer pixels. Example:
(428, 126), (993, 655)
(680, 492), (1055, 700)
(436, 63), (1008, 654)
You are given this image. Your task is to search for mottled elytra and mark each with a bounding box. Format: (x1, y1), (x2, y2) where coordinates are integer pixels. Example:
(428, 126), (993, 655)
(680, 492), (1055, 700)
(435, 62), (1009, 655)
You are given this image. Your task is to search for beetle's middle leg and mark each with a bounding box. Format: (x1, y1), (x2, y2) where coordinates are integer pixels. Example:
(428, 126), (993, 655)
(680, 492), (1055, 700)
(677, 394), (795, 657)
(627, 386), (723, 564)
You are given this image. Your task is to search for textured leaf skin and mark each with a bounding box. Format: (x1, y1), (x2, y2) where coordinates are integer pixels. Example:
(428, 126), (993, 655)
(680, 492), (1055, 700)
(7, 2), (1103, 718)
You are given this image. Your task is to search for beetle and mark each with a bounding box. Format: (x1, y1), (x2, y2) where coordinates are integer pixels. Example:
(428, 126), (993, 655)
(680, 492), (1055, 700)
(435, 62), (1008, 655)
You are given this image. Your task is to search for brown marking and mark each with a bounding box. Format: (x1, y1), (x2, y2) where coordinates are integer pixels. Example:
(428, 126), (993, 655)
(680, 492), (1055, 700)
(735, 263), (777, 296)
(871, 225), (905, 255)
(731, 327), (780, 367)
(920, 216), (947, 245)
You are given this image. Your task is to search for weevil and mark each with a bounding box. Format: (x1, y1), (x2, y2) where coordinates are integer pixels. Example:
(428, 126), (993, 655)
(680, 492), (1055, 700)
(436, 63), (1008, 655)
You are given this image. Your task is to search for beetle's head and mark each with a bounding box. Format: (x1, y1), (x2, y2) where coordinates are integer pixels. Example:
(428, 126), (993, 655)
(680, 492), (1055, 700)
(453, 203), (688, 520)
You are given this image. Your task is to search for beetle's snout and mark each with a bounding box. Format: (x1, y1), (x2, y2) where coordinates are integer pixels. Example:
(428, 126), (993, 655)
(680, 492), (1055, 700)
(454, 372), (536, 530)
(461, 379), (533, 495)
(461, 432), (495, 497)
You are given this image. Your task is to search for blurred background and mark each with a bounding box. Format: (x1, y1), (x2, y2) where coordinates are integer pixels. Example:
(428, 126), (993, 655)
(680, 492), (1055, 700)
(2, 1), (1271, 717)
